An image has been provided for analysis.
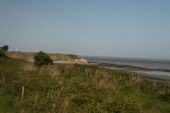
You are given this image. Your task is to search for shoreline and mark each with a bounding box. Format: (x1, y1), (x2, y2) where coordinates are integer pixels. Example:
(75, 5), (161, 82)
(89, 62), (170, 72)
(89, 62), (170, 81)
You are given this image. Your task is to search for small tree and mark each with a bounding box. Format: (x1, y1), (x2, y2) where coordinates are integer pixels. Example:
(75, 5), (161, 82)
(1, 45), (9, 52)
(34, 51), (53, 67)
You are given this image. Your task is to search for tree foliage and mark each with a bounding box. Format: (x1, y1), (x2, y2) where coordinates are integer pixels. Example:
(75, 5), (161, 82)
(34, 51), (53, 67)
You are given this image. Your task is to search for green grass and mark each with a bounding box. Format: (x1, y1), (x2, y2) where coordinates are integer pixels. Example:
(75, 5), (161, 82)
(0, 58), (170, 113)
(0, 88), (18, 113)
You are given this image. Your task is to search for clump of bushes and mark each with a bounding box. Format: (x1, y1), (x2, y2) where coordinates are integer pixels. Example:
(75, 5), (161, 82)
(0, 51), (6, 62)
(0, 45), (8, 59)
(34, 51), (53, 67)
(0, 45), (9, 52)
(0, 50), (7, 62)
(0, 50), (7, 60)
(0, 45), (8, 62)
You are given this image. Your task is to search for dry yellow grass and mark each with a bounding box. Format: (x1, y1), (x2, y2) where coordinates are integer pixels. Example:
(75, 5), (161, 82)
(39, 65), (60, 78)
(7, 52), (87, 64)
(21, 62), (36, 71)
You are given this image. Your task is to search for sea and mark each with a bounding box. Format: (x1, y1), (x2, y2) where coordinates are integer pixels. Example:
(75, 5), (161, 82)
(85, 56), (170, 80)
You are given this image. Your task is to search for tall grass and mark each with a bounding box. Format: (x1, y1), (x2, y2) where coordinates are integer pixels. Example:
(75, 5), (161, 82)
(0, 58), (170, 113)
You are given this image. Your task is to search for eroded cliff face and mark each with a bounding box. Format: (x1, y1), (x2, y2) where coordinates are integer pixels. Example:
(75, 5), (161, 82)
(7, 52), (88, 64)
(74, 58), (88, 64)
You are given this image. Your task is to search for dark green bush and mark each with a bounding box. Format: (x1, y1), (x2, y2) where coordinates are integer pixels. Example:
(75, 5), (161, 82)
(34, 51), (53, 67)
(0, 50), (7, 62)
(2, 45), (9, 52)
(0, 45), (9, 52)
(0, 50), (6, 57)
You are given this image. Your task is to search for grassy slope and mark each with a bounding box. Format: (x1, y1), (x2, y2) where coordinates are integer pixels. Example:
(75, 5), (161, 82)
(0, 58), (170, 113)
(7, 52), (81, 61)
(49, 53), (81, 60)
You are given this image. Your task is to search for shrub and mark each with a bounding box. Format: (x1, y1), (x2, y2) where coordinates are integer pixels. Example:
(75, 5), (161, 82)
(34, 51), (53, 67)
(0, 50), (7, 58)
(1, 45), (9, 52)
(0, 50), (7, 62)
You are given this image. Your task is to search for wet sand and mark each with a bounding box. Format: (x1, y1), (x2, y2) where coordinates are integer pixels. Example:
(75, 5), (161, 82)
(90, 62), (170, 81)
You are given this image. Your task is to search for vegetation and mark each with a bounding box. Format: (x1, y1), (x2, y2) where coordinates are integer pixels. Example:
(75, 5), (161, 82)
(0, 50), (7, 58)
(49, 53), (81, 60)
(0, 57), (170, 113)
(0, 50), (7, 63)
(0, 45), (9, 52)
(67, 54), (81, 60)
(34, 51), (53, 67)
(0, 45), (8, 62)
(7, 52), (82, 62)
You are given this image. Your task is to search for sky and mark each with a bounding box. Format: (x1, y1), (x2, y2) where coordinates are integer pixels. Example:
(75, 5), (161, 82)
(0, 0), (170, 59)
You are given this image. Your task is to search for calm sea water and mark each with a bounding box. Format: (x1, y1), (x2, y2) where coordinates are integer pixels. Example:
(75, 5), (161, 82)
(85, 56), (170, 79)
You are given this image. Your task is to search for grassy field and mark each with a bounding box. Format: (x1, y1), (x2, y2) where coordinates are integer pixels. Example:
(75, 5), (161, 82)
(0, 58), (170, 113)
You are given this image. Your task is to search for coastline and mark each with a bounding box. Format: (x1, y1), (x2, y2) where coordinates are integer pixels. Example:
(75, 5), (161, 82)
(89, 61), (170, 81)
(96, 62), (170, 72)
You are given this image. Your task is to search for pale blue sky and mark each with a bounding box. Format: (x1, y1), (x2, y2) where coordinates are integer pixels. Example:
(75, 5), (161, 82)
(0, 0), (170, 59)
